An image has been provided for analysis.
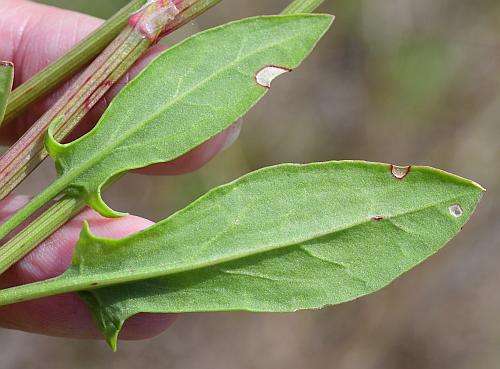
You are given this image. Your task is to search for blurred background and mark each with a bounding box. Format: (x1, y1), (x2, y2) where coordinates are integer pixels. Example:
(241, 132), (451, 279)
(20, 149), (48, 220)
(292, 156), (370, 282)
(1, 0), (499, 368)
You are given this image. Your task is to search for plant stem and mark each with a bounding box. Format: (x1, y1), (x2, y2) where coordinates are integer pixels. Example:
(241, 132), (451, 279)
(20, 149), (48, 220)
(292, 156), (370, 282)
(0, 197), (83, 276)
(0, 177), (68, 243)
(1, 0), (150, 126)
(282, 0), (326, 14)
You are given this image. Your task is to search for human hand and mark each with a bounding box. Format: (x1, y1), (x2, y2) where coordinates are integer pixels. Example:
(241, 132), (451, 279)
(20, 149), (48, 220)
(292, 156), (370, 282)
(0, 0), (239, 340)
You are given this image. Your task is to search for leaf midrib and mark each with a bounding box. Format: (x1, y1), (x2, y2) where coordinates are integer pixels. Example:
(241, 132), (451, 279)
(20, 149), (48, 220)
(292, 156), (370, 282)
(73, 191), (471, 285)
(0, 189), (475, 306)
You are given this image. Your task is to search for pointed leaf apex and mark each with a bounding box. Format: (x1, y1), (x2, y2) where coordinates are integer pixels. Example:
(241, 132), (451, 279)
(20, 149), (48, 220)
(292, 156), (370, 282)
(107, 334), (119, 352)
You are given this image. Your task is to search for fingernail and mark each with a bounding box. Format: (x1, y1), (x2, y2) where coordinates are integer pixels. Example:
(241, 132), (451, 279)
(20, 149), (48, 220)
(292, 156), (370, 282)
(221, 119), (243, 152)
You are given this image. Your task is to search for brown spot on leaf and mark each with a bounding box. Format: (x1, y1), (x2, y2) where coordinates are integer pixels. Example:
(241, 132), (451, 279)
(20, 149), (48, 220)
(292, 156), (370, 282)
(390, 165), (411, 180)
(370, 216), (384, 221)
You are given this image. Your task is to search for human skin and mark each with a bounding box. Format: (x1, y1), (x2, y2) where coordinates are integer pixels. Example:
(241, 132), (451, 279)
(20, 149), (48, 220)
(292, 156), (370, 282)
(0, 0), (240, 340)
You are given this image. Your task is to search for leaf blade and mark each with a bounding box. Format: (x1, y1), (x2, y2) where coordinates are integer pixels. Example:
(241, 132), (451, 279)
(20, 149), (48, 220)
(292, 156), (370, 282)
(48, 14), (334, 216)
(84, 161), (483, 348)
(0, 161), (483, 349)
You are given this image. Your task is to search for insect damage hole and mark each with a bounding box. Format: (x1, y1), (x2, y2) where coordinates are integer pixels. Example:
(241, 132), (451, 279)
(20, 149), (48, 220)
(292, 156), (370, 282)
(449, 204), (464, 218)
(390, 165), (411, 180)
(255, 66), (291, 88)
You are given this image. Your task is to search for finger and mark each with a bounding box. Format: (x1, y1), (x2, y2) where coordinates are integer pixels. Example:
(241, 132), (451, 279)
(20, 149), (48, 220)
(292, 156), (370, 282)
(0, 0), (102, 136)
(0, 195), (177, 340)
(0, 0), (241, 173)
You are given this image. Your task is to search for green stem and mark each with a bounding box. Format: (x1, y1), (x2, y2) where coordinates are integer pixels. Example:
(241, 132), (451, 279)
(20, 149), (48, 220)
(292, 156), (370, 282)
(1, 0), (149, 126)
(0, 177), (68, 242)
(0, 197), (83, 276)
(282, 0), (325, 14)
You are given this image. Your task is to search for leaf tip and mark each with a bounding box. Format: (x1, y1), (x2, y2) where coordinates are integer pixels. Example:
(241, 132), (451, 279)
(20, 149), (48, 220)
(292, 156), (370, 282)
(107, 335), (119, 352)
(311, 13), (336, 33)
(472, 181), (487, 193)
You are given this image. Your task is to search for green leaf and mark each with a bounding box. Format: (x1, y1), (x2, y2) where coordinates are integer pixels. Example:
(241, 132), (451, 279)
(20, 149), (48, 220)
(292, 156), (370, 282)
(0, 14), (333, 244)
(0, 161), (484, 350)
(45, 14), (334, 217)
(0, 62), (14, 124)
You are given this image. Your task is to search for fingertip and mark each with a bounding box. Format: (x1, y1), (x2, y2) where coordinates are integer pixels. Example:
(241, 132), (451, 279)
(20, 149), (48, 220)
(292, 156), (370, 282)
(119, 313), (178, 340)
(1, 204), (154, 286)
(221, 119), (243, 152)
(137, 120), (242, 176)
(0, 195), (31, 222)
(0, 196), (173, 340)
